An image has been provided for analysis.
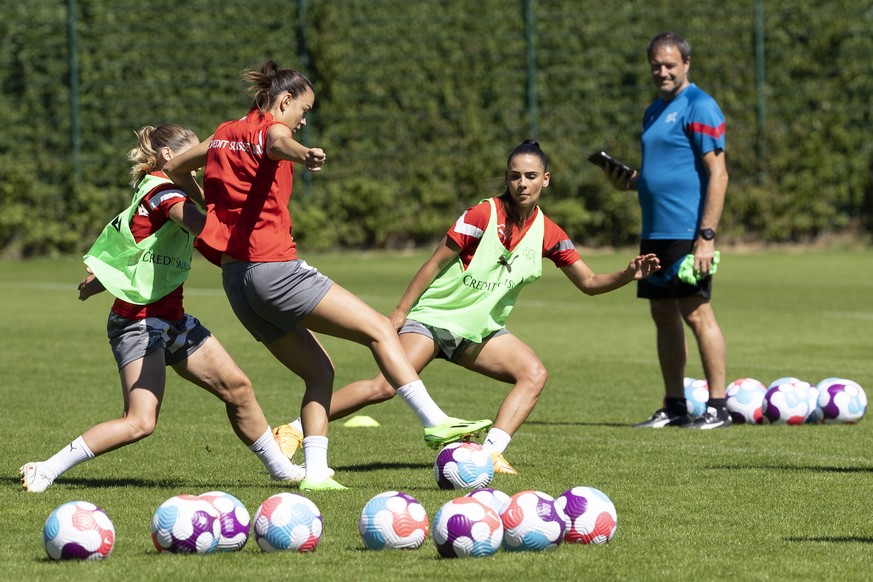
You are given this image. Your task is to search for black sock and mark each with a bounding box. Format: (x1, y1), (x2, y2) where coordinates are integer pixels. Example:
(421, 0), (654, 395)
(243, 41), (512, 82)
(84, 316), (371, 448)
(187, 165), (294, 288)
(665, 397), (687, 415)
(707, 398), (727, 410)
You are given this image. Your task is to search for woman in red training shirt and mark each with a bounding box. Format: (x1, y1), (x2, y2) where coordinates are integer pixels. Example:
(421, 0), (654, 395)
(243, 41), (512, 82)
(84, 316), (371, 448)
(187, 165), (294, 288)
(165, 61), (489, 491)
(19, 124), (304, 493)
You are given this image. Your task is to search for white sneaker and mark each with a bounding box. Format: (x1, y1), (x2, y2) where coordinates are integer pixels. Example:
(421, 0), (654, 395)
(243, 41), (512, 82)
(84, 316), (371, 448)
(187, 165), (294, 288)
(19, 462), (54, 493)
(271, 462), (306, 485)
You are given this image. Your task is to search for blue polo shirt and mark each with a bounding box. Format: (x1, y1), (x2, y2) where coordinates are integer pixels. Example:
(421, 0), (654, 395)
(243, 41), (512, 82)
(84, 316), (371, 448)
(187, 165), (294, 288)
(638, 83), (725, 240)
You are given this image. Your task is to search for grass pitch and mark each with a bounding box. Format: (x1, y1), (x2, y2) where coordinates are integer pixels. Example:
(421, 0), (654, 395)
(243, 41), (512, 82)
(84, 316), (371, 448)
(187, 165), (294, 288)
(1, 248), (872, 580)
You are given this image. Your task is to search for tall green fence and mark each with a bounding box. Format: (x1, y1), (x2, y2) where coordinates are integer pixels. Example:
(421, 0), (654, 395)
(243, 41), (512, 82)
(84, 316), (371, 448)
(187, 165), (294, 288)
(1, 0), (871, 256)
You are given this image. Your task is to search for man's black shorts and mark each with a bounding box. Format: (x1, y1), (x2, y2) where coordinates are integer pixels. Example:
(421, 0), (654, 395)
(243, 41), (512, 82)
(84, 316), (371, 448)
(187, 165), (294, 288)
(637, 239), (712, 300)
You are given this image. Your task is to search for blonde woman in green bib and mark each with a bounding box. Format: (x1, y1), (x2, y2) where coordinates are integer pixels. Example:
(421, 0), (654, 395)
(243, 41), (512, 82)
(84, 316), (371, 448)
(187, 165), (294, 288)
(274, 140), (660, 474)
(18, 124), (305, 492)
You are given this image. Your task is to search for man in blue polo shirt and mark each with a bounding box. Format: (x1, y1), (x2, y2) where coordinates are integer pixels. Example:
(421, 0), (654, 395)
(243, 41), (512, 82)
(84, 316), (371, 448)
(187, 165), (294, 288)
(600, 31), (730, 429)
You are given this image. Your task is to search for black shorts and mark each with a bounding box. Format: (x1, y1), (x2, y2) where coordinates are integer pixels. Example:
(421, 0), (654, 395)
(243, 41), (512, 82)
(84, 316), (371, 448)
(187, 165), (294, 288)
(637, 239), (712, 300)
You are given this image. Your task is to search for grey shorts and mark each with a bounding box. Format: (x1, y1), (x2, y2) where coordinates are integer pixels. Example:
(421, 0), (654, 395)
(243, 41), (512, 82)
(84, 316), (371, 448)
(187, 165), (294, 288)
(221, 260), (333, 344)
(107, 312), (211, 370)
(400, 319), (509, 363)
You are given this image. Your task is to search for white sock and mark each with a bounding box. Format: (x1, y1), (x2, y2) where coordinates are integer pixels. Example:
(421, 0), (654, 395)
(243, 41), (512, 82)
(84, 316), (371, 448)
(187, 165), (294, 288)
(481, 428), (512, 455)
(42, 436), (95, 480)
(250, 428), (299, 480)
(396, 380), (448, 427)
(302, 435), (330, 482)
(290, 418), (303, 433)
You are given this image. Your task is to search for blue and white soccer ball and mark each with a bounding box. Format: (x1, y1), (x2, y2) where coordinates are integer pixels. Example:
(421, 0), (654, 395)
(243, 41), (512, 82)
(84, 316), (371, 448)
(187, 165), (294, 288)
(464, 488), (511, 516)
(762, 380), (812, 425)
(684, 377), (709, 417)
(816, 379), (867, 424)
(725, 378), (767, 424)
(43, 501), (115, 560)
(805, 384), (822, 423)
(151, 494), (220, 554)
(500, 490), (566, 552)
(768, 376), (802, 390)
(432, 497), (503, 558)
(555, 486), (618, 545)
(198, 491), (250, 552)
(434, 441), (494, 490)
(253, 492), (322, 553)
(358, 491), (429, 550)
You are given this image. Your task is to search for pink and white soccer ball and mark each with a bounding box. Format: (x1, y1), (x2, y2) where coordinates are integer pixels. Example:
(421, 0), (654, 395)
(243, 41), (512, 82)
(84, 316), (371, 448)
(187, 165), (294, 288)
(762, 380), (812, 425)
(151, 494), (220, 554)
(816, 379), (867, 424)
(253, 492), (322, 553)
(434, 441), (494, 490)
(43, 501), (115, 560)
(725, 378), (767, 424)
(198, 491), (250, 552)
(464, 488), (511, 516)
(358, 491), (429, 550)
(555, 486), (618, 545)
(432, 497), (503, 558)
(684, 378), (709, 417)
(500, 490), (566, 552)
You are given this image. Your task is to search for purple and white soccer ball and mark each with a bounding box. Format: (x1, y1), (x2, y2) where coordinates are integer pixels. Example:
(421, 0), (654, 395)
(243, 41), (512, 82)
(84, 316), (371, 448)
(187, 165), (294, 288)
(500, 490), (566, 552)
(43, 501), (115, 560)
(151, 494), (220, 554)
(684, 378), (709, 417)
(253, 492), (322, 553)
(816, 379), (867, 424)
(555, 486), (618, 545)
(198, 491), (250, 552)
(358, 491), (429, 550)
(432, 497), (503, 558)
(762, 380), (812, 425)
(725, 378), (767, 424)
(434, 441), (494, 490)
(464, 488), (511, 516)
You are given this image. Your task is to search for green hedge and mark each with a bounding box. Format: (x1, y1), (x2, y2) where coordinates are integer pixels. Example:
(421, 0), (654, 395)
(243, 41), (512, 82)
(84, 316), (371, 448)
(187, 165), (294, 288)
(1, 0), (870, 256)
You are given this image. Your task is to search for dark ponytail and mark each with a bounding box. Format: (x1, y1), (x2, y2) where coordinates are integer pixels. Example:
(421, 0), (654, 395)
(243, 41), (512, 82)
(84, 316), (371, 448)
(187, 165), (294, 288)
(242, 60), (314, 116)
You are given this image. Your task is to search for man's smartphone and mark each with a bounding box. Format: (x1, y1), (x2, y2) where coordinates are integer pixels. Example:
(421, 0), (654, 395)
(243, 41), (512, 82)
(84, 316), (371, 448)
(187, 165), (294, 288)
(587, 151), (634, 178)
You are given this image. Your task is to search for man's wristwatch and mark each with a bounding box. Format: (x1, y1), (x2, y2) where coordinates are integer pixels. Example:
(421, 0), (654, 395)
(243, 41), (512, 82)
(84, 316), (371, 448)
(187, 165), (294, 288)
(698, 228), (716, 241)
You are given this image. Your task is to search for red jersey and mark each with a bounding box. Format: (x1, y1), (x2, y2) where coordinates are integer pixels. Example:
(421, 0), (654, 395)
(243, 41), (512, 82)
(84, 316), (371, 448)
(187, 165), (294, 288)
(197, 109), (297, 266)
(111, 172), (189, 320)
(447, 197), (580, 269)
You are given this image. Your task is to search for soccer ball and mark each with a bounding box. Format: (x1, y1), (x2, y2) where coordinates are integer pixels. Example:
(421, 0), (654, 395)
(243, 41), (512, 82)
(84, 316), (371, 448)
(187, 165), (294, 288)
(151, 494), (220, 554)
(199, 491), (250, 552)
(464, 488), (511, 516)
(358, 491), (429, 550)
(43, 501), (115, 560)
(805, 384), (822, 423)
(684, 378), (709, 417)
(432, 497), (503, 558)
(762, 380), (812, 425)
(253, 492), (322, 553)
(555, 486), (618, 545)
(434, 441), (494, 490)
(725, 378), (767, 424)
(768, 376), (802, 390)
(817, 379), (867, 424)
(500, 490), (566, 552)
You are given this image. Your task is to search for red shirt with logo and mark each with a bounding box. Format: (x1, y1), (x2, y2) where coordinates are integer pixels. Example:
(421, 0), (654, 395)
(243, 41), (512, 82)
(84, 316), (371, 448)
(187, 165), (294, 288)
(197, 109), (297, 266)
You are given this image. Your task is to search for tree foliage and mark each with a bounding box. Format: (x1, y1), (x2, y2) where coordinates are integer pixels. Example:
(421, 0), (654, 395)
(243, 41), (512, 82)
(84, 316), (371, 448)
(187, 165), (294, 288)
(1, 0), (870, 256)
